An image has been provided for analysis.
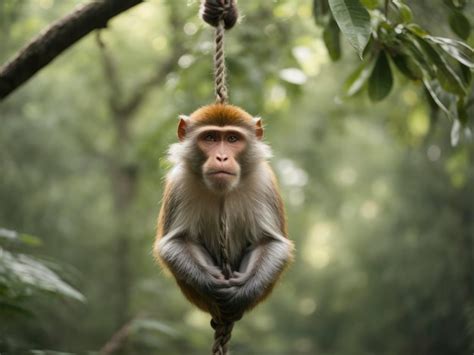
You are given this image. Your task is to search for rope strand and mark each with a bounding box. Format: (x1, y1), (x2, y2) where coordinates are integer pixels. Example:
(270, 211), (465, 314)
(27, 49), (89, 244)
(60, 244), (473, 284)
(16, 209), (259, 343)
(200, 0), (238, 104)
(211, 318), (235, 355)
(200, 1), (240, 353)
(209, 199), (233, 355)
(218, 198), (232, 279)
(214, 20), (228, 104)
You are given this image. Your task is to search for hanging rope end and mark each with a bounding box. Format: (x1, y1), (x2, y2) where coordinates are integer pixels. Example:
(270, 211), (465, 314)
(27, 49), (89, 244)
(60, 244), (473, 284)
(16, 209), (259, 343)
(200, 0), (239, 30)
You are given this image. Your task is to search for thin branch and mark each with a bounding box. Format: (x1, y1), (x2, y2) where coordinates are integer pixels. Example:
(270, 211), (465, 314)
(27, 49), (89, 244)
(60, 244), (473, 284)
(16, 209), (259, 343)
(95, 33), (185, 120)
(120, 4), (186, 116)
(96, 31), (123, 115)
(99, 316), (136, 355)
(120, 47), (184, 117)
(96, 3), (187, 119)
(0, 0), (143, 101)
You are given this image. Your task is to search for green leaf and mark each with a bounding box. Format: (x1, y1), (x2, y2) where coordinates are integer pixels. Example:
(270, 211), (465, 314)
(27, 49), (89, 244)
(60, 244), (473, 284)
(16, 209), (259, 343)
(1, 250), (86, 302)
(368, 51), (393, 101)
(391, 53), (422, 80)
(343, 56), (376, 96)
(423, 79), (456, 119)
(362, 34), (375, 58)
(360, 0), (379, 9)
(451, 119), (461, 145)
(399, 4), (413, 23)
(313, 0), (330, 26)
(450, 119), (472, 146)
(19, 233), (42, 247)
(449, 10), (471, 40)
(393, 0), (413, 23)
(460, 63), (472, 85)
(406, 24), (428, 37)
(426, 36), (474, 69)
(323, 16), (342, 61)
(424, 87), (440, 114)
(412, 35), (467, 95)
(457, 97), (468, 125)
(0, 228), (42, 247)
(399, 32), (436, 76)
(328, 0), (372, 58)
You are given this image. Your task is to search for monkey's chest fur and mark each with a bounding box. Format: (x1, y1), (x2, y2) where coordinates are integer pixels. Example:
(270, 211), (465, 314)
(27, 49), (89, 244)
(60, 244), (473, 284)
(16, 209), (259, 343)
(182, 193), (261, 269)
(171, 169), (276, 269)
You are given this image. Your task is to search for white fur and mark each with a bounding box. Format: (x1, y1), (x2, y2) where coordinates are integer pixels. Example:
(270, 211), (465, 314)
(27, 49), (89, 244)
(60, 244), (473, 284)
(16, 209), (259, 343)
(164, 140), (280, 266)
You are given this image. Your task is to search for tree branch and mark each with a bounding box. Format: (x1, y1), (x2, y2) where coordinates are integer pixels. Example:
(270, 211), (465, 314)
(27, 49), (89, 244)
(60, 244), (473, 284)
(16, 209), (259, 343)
(0, 0), (143, 101)
(99, 316), (136, 355)
(95, 3), (187, 120)
(96, 31), (124, 115)
(119, 48), (184, 117)
(119, 4), (186, 117)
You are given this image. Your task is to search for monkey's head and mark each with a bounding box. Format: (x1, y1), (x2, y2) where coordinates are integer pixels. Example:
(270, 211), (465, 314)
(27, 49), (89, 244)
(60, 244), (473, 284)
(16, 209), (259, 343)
(173, 104), (269, 193)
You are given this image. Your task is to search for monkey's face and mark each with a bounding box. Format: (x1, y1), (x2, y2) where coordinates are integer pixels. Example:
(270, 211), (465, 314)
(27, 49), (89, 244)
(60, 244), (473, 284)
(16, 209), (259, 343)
(196, 126), (247, 192)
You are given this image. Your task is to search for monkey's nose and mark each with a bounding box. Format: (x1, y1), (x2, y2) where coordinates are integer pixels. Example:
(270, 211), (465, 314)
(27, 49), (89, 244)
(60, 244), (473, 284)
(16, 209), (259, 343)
(216, 154), (228, 162)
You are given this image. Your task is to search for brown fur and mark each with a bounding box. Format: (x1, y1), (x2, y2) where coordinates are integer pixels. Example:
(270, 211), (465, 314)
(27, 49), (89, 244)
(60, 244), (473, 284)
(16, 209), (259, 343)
(154, 104), (293, 318)
(188, 104), (256, 128)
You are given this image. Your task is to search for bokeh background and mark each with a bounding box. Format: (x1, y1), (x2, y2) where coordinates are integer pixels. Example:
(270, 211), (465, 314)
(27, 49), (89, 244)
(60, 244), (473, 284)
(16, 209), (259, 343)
(1, 0), (473, 354)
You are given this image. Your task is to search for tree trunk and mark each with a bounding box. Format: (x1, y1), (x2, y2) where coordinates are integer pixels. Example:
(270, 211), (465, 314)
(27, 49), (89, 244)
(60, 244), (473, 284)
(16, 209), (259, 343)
(111, 157), (138, 326)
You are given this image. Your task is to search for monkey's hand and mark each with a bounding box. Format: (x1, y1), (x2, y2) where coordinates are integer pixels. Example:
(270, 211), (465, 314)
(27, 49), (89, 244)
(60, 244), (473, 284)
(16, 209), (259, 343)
(216, 237), (293, 320)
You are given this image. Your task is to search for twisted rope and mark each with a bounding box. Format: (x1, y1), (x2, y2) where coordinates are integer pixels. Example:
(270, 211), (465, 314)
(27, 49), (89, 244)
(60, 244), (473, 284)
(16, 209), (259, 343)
(200, 1), (239, 353)
(214, 20), (228, 104)
(200, 0), (238, 104)
(218, 200), (232, 279)
(208, 199), (234, 355)
(211, 318), (235, 355)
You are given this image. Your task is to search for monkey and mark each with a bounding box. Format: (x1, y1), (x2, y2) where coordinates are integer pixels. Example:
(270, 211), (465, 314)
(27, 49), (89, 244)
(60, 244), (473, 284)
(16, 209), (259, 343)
(153, 104), (294, 321)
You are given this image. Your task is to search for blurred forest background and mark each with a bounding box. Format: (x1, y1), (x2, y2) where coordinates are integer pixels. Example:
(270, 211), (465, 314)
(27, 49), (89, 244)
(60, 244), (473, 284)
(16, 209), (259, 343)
(1, 0), (473, 354)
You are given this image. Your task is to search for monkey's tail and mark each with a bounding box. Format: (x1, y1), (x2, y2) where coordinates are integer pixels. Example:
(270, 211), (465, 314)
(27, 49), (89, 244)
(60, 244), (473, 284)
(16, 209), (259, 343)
(211, 318), (234, 355)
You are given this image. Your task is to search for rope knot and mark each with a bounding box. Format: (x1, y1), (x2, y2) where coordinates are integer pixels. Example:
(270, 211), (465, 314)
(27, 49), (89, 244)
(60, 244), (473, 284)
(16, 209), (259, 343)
(200, 0), (238, 30)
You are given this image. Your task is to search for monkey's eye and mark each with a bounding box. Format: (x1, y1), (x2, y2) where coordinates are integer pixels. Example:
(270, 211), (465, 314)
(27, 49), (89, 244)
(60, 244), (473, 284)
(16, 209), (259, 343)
(204, 133), (216, 141)
(227, 135), (239, 143)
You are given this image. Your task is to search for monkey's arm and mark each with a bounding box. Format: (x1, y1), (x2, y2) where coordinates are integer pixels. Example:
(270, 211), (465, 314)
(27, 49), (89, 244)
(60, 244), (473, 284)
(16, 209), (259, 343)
(229, 233), (293, 293)
(154, 181), (228, 295)
(216, 234), (293, 320)
(157, 228), (230, 293)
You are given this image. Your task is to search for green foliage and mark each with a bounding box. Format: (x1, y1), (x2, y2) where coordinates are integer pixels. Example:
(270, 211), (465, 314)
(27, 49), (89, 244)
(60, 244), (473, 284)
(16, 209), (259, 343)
(0, 228), (84, 305)
(343, 56), (376, 96)
(323, 16), (342, 61)
(0, 228), (85, 352)
(314, 0), (474, 144)
(368, 50), (393, 100)
(328, 0), (372, 58)
(449, 10), (471, 40)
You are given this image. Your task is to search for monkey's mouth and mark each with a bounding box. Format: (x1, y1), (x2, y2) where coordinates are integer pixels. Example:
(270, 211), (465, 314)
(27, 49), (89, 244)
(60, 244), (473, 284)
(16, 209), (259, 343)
(208, 170), (236, 178)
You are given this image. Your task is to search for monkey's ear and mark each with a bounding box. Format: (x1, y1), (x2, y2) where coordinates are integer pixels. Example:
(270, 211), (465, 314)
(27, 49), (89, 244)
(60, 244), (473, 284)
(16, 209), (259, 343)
(178, 115), (189, 141)
(255, 117), (264, 140)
